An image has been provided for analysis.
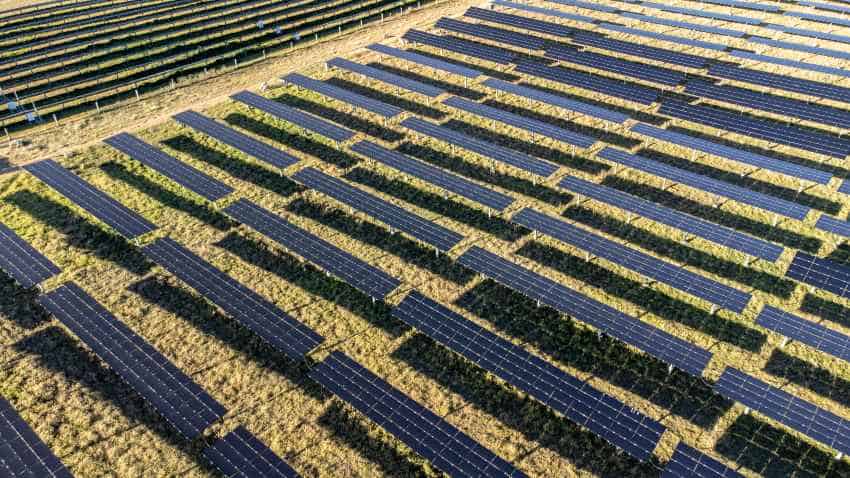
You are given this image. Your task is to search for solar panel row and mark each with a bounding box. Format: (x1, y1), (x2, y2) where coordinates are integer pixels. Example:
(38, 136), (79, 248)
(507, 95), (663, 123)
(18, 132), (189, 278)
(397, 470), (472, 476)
(707, 63), (850, 105)
(598, 147), (811, 220)
(402, 29), (517, 65)
(764, 23), (850, 47)
(788, 10), (850, 28)
(638, 2), (762, 24)
(399, 116), (559, 177)
(515, 60), (660, 105)
(23, 159), (158, 239)
(173, 110), (299, 170)
(223, 198), (401, 300)
(309, 351), (526, 478)
(443, 96), (597, 148)
(492, 0), (596, 24)
(142, 237), (324, 361)
(0, 397), (71, 478)
(690, 0), (779, 12)
(457, 246), (713, 376)
(748, 35), (850, 62)
(598, 22), (727, 51)
(231, 91), (355, 143)
(0, 222), (61, 288)
(104, 133), (234, 201)
(464, 6), (575, 38)
(729, 49), (850, 80)
(484, 78), (628, 124)
(558, 175), (783, 262)
(630, 123), (832, 184)
(327, 57), (445, 98)
(786, 251), (850, 299)
(203, 426), (300, 478)
(757, 305), (850, 364)
(39, 282), (227, 439)
(714, 367), (850, 457)
(283, 73), (403, 119)
(292, 167), (464, 252)
(392, 291), (665, 461)
(513, 207), (751, 312)
(799, 0), (850, 14)
(548, 0), (619, 13)
(815, 214), (850, 240)
(546, 44), (685, 87)
(350, 140), (514, 212)
(619, 12), (746, 37)
(367, 43), (482, 79)
(571, 31), (710, 69)
(661, 442), (743, 478)
(436, 17), (547, 51)
(658, 99), (850, 159)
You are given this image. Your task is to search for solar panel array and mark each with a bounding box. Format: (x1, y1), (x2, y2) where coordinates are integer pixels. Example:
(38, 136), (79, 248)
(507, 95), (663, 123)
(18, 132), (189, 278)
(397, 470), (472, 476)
(714, 367), (850, 457)
(292, 167), (464, 252)
(23, 159), (158, 239)
(0, 397), (71, 478)
(283, 73), (404, 119)
(598, 147), (811, 220)
(399, 116), (559, 177)
(748, 35), (850, 63)
(512, 207), (752, 312)
(203, 426), (300, 478)
(402, 29), (517, 65)
(350, 140), (514, 212)
(457, 246), (713, 376)
(392, 291), (666, 461)
(559, 175), (783, 261)
(231, 91), (355, 143)
(367, 43), (482, 79)
(598, 22), (727, 51)
(728, 49), (850, 80)
(757, 306), (850, 364)
(662, 443), (743, 478)
(545, 45), (686, 87)
(327, 57), (445, 98)
(104, 133), (234, 201)
(142, 237), (324, 361)
(786, 251), (850, 299)
(619, 11), (746, 37)
(39, 282), (227, 440)
(708, 63), (850, 105)
(173, 110), (299, 170)
(0, 222), (60, 288)
(310, 351), (527, 478)
(463, 6), (575, 38)
(571, 31), (710, 69)
(639, 1), (762, 24)
(436, 17), (547, 51)
(515, 60), (660, 105)
(442, 96), (596, 148)
(223, 198), (401, 300)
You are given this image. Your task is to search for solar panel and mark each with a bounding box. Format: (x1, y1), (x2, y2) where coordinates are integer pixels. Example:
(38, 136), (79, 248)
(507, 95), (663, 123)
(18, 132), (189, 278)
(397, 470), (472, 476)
(172, 110), (298, 170)
(310, 351), (526, 477)
(399, 116), (559, 177)
(799, 0), (850, 14)
(436, 17), (547, 51)
(0, 222), (60, 288)
(619, 12), (746, 37)
(788, 10), (850, 28)
(463, 6), (575, 38)
(457, 246), (713, 376)
(598, 22), (727, 51)
(291, 167), (463, 252)
(548, 0), (618, 12)
(23, 159), (157, 239)
(840, 180), (850, 196)
(104, 133), (234, 202)
(558, 175), (783, 262)
(282, 73), (403, 119)
(658, 99), (850, 159)
(231, 91), (355, 143)
(748, 35), (850, 62)
(203, 426), (300, 478)
(571, 31), (710, 69)
(729, 49), (850, 80)
(142, 237), (323, 361)
(402, 29), (517, 65)
(39, 282), (227, 439)
(662, 442), (742, 478)
(513, 207), (751, 312)
(366, 43), (482, 79)
(545, 44), (685, 87)
(757, 305), (850, 364)
(491, 0), (597, 23)
(349, 140), (514, 212)
(630, 123), (832, 184)
(689, 0), (779, 12)
(639, 2), (762, 24)
(786, 251), (850, 299)
(392, 291), (665, 461)
(714, 367), (850, 457)
(515, 60), (660, 105)
(442, 96), (596, 148)
(222, 198), (400, 300)
(483, 78), (628, 124)
(598, 147), (811, 220)
(0, 397), (71, 478)
(708, 63), (850, 105)
(684, 79), (850, 130)
(763, 23), (850, 47)
(815, 214), (850, 240)
(326, 57), (444, 98)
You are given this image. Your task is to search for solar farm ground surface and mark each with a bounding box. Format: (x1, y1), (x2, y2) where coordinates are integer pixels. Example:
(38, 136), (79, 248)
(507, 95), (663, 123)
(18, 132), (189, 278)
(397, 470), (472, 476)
(4, 0), (850, 476)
